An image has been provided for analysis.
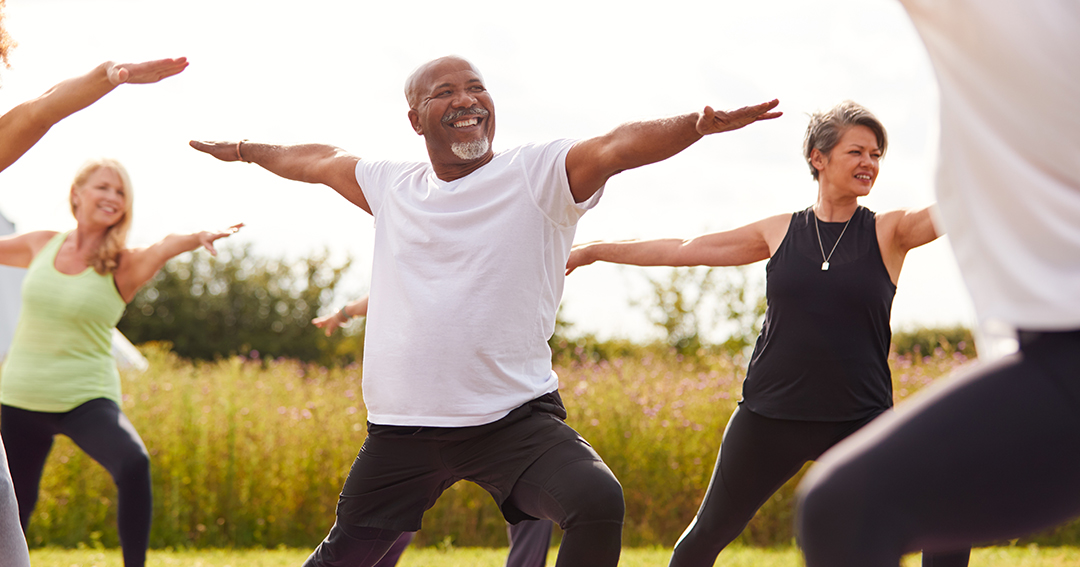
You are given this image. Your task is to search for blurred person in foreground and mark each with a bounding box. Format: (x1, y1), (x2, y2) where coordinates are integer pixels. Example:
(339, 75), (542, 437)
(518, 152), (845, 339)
(0, 3), (187, 564)
(191, 54), (779, 567)
(567, 100), (968, 567)
(796, 1), (1080, 564)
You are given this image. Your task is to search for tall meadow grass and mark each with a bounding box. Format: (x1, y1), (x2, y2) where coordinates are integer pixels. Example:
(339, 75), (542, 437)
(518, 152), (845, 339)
(16, 341), (1079, 551)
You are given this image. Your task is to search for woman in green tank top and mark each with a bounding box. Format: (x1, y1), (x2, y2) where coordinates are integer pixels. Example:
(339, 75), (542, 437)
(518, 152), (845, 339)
(0, 158), (239, 567)
(0, 19), (188, 565)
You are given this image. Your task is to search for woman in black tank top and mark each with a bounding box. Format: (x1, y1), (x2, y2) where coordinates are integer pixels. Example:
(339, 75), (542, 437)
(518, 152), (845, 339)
(566, 101), (966, 567)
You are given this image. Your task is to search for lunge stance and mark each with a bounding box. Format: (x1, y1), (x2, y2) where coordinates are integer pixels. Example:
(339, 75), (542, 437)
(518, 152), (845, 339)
(315, 294), (555, 567)
(0, 159), (237, 567)
(191, 55), (779, 567)
(797, 1), (1080, 564)
(568, 101), (969, 567)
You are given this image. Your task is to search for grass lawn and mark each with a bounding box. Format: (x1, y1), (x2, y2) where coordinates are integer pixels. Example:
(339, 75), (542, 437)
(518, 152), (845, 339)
(27, 545), (1080, 567)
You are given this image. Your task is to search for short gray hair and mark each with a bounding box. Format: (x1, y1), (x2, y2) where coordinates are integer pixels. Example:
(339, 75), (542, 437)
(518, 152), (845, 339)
(803, 101), (887, 180)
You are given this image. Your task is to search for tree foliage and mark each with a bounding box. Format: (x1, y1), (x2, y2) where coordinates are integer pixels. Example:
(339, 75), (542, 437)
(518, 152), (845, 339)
(117, 244), (363, 365)
(640, 265), (766, 357)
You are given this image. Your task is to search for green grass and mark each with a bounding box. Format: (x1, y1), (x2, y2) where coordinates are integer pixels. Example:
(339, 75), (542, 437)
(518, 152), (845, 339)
(27, 545), (1080, 567)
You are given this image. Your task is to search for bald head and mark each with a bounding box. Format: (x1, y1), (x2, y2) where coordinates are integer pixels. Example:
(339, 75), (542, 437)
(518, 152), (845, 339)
(405, 56), (484, 109)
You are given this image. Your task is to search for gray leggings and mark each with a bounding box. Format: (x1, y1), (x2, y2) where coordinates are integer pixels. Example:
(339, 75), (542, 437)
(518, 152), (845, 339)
(798, 329), (1080, 565)
(0, 437), (30, 567)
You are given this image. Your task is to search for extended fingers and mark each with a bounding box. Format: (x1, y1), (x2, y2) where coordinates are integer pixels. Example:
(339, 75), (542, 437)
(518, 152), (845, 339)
(119, 57), (189, 84)
(741, 99), (782, 121)
(700, 99), (782, 134)
(726, 99), (782, 123)
(189, 140), (241, 161)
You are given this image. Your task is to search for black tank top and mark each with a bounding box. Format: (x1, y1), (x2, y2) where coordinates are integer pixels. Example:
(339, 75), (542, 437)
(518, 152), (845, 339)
(741, 206), (897, 421)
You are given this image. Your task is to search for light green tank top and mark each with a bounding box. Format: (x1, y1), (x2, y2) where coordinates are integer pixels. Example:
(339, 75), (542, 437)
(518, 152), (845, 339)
(0, 231), (127, 412)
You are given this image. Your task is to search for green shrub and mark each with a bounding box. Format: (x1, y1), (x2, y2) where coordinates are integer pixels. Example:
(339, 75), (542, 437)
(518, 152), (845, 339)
(891, 325), (976, 358)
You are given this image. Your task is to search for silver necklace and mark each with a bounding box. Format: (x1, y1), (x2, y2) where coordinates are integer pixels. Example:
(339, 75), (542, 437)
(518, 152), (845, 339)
(814, 209), (854, 271)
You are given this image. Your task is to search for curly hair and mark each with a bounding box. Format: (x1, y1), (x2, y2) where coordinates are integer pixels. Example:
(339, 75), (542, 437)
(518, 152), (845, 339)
(69, 158), (134, 275)
(803, 101), (887, 181)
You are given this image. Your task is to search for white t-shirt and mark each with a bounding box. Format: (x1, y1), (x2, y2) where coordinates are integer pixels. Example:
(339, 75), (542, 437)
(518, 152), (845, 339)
(900, 0), (1080, 337)
(356, 139), (602, 427)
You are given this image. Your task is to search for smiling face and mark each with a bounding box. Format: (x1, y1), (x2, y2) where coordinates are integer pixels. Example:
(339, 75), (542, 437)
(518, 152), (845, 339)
(71, 166), (129, 229)
(811, 124), (881, 198)
(406, 56), (496, 174)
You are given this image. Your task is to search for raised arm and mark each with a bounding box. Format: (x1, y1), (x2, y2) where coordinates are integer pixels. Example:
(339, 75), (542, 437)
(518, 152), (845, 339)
(876, 204), (942, 283)
(566, 214), (791, 274)
(0, 58), (188, 172)
(0, 230), (58, 268)
(564, 100), (781, 203)
(114, 224), (242, 303)
(312, 294), (369, 336)
(189, 140), (370, 214)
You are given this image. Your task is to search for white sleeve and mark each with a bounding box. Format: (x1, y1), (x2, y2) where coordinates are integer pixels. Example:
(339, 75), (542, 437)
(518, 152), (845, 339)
(522, 139), (603, 228)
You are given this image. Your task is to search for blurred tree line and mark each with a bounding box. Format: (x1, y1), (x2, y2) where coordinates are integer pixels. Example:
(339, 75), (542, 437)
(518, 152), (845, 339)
(120, 248), (974, 366)
(117, 244), (365, 366)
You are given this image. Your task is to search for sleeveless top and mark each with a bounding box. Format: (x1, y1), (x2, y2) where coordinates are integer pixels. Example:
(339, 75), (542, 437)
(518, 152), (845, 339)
(0, 231), (127, 412)
(741, 206), (897, 421)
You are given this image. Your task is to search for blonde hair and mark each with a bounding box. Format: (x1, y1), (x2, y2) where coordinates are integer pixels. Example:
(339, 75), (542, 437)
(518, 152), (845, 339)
(69, 158), (133, 275)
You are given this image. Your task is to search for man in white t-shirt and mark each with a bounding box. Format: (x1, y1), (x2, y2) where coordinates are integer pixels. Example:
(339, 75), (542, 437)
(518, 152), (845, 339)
(796, 1), (1080, 565)
(191, 55), (780, 567)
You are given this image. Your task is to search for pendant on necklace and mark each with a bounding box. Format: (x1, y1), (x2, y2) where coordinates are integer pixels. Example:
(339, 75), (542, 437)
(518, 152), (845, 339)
(821, 261), (830, 271)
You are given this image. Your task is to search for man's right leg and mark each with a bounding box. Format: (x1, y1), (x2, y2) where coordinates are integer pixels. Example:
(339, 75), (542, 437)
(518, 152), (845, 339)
(303, 430), (451, 567)
(305, 523), (405, 567)
(505, 438), (624, 567)
(374, 531), (416, 567)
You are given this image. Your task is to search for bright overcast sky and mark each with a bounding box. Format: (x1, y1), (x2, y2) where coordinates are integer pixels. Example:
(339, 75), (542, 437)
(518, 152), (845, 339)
(0, 0), (976, 341)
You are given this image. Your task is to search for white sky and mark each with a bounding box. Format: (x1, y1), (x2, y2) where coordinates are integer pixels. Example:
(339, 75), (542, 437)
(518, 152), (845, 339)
(0, 0), (976, 342)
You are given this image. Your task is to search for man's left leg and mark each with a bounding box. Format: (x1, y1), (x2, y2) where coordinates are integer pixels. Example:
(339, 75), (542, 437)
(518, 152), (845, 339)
(505, 439), (624, 567)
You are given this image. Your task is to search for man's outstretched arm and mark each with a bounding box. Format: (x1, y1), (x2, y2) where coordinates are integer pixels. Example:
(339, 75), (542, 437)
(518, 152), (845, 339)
(189, 140), (370, 215)
(565, 100), (780, 202)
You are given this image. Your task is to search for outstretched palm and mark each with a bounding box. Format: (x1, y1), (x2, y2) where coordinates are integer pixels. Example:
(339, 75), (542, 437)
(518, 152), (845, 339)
(108, 57), (189, 86)
(696, 99), (782, 135)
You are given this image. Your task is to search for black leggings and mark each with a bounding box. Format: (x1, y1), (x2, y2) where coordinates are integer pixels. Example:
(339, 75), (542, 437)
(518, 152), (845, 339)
(1, 398), (152, 567)
(798, 330), (1080, 566)
(304, 439), (623, 567)
(670, 405), (970, 567)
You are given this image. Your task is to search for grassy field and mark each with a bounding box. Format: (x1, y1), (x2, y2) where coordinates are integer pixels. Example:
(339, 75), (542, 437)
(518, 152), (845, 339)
(18, 341), (1080, 550)
(28, 545), (1080, 567)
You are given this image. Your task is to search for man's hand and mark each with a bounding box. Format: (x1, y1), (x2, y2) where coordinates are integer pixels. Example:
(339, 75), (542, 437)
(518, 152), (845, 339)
(106, 57), (189, 86)
(565, 243), (597, 275)
(696, 99), (781, 136)
(189, 140), (245, 163)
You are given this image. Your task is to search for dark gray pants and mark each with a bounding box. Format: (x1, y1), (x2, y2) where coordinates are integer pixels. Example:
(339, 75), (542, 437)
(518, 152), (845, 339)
(374, 519), (553, 567)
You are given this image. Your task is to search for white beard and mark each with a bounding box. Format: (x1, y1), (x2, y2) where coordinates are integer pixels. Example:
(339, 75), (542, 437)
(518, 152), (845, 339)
(451, 138), (490, 160)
